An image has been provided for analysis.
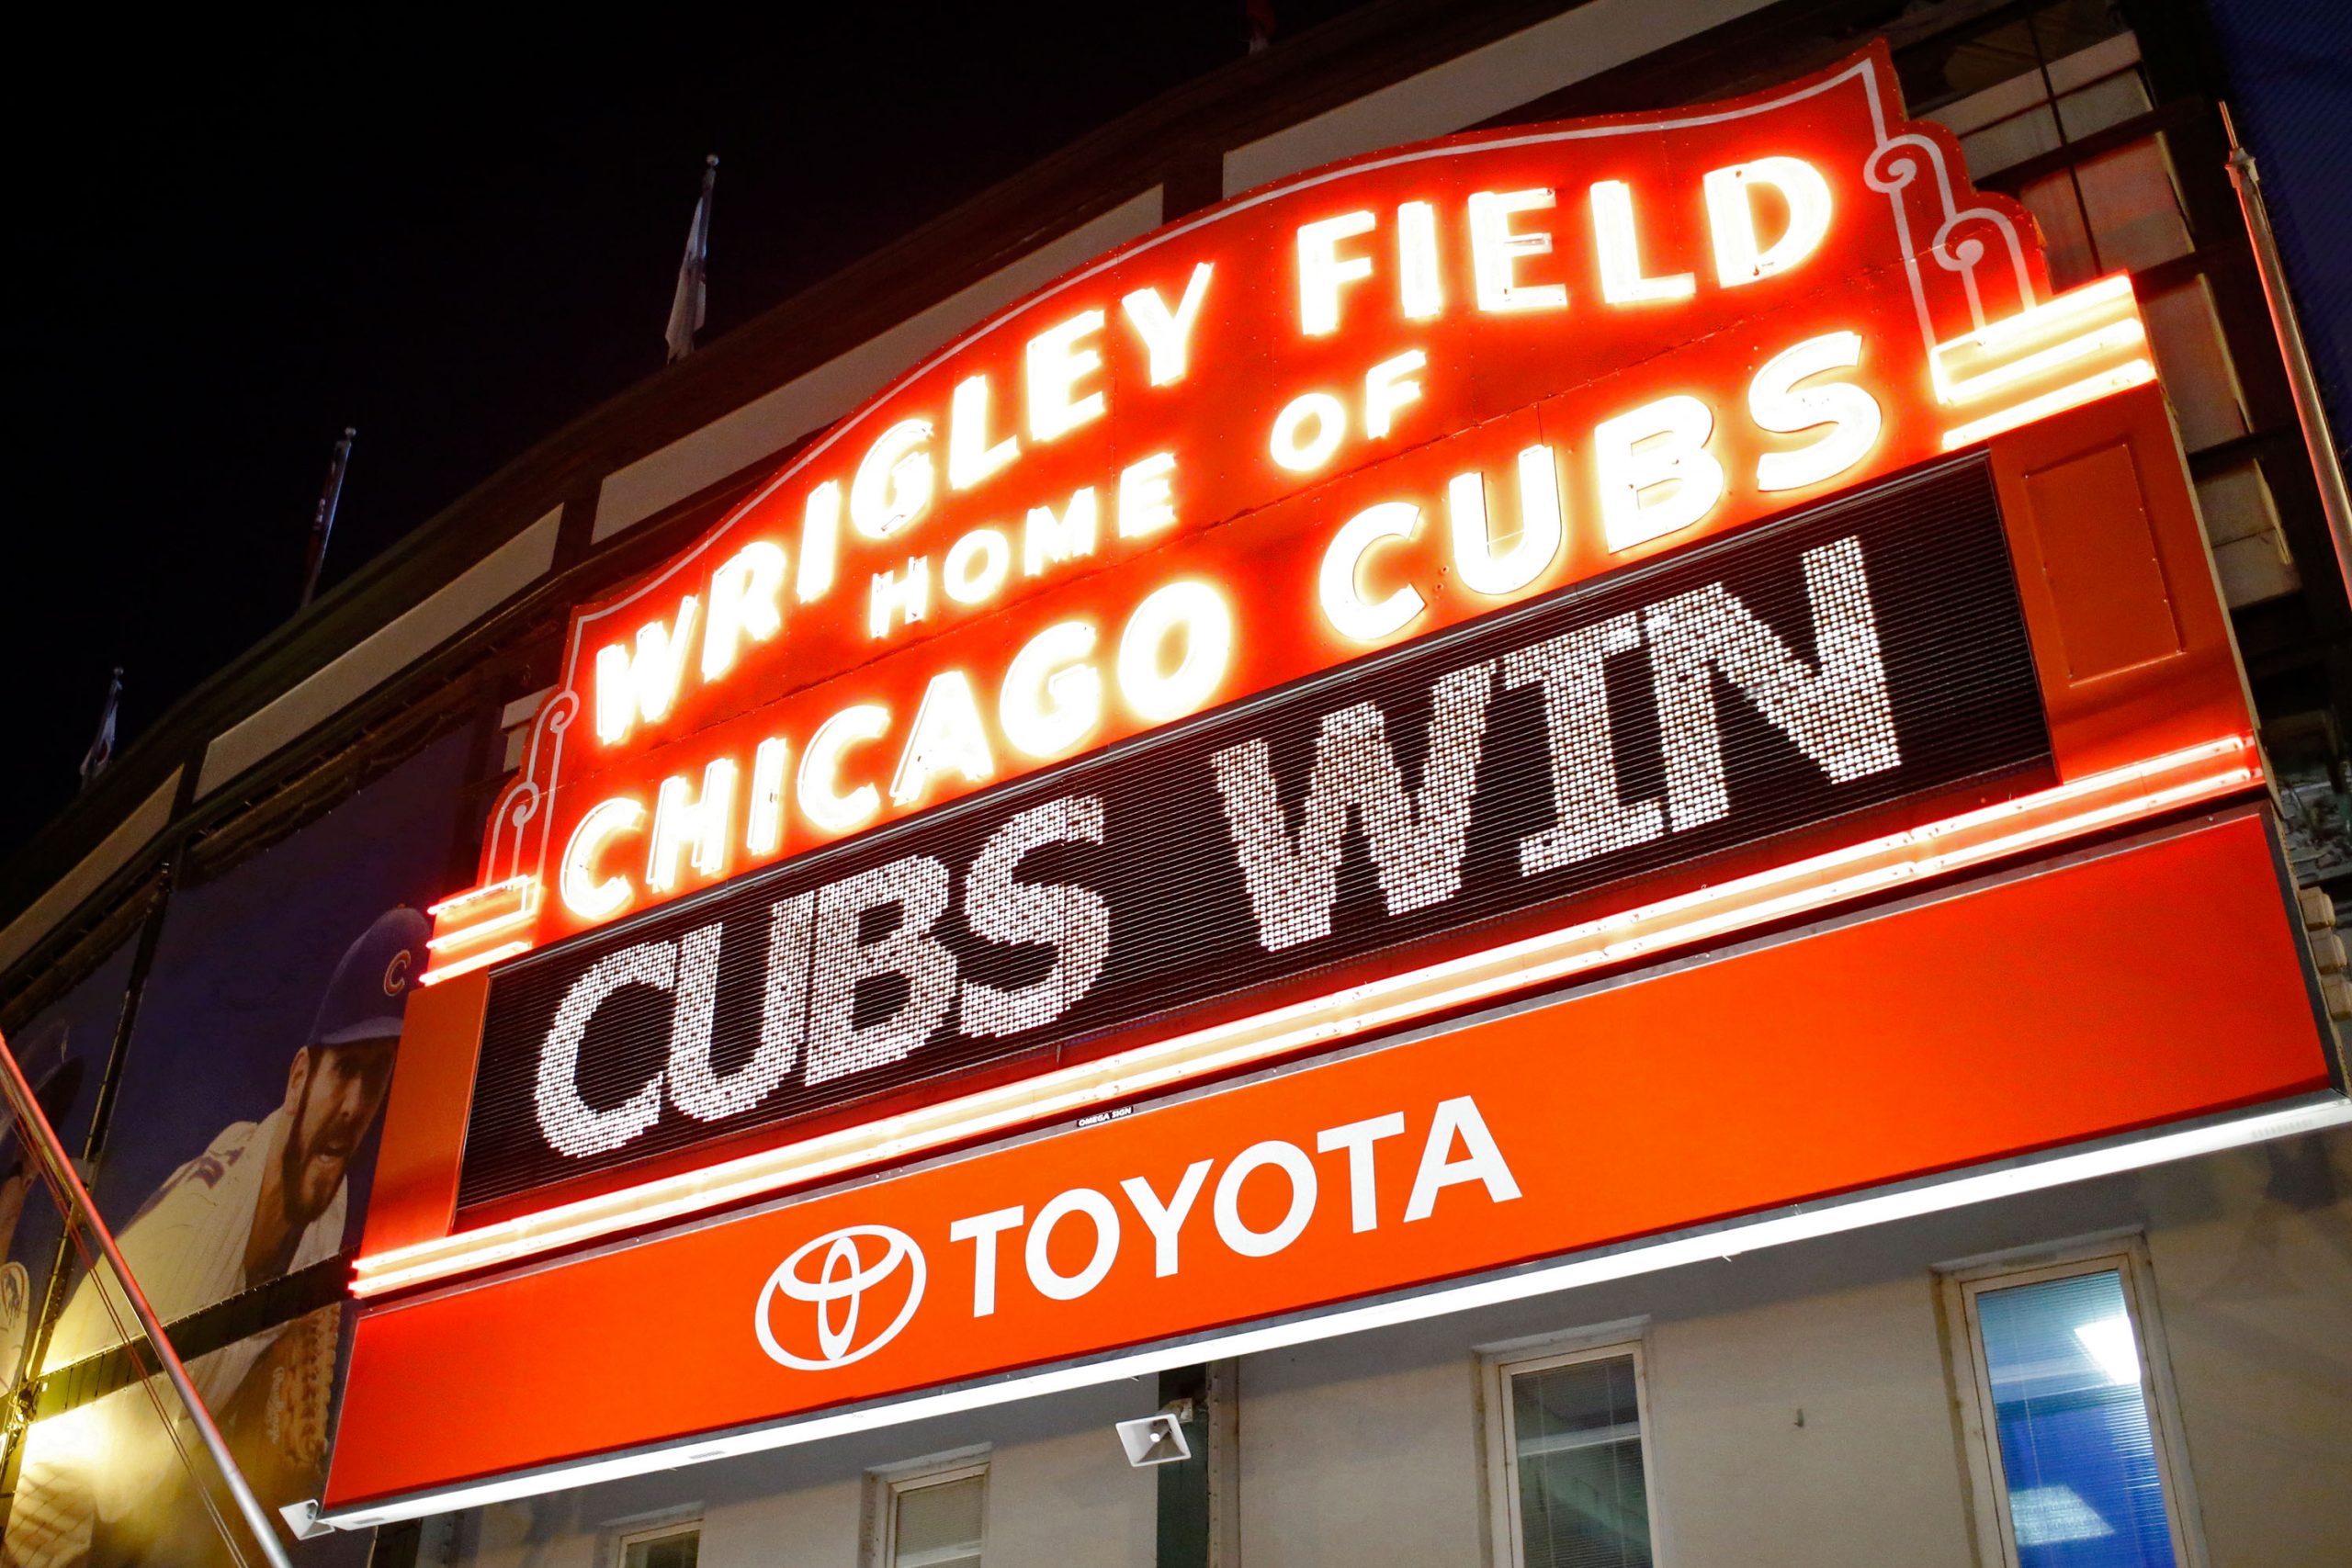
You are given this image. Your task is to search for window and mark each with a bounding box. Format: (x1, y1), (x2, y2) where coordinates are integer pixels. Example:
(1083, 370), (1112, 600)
(1920, 20), (2312, 615)
(870, 1454), (988, 1568)
(1486, 1339), (1658, 1568)
(1948, 1247), (2202, 1568)
(616, 1522), (700, 1568)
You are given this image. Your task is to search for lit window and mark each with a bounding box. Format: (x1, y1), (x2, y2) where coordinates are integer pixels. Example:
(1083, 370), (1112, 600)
(873, 1458), (988, 1568)
(617, 1522), (699, 1568)
(1488, 1342), (1657, 1568)
(1951, 1250), (2199, 1568)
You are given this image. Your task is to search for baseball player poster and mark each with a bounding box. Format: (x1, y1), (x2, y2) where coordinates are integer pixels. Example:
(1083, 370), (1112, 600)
(5, 729), (472, 1568)
(0, 941), (132, 1402)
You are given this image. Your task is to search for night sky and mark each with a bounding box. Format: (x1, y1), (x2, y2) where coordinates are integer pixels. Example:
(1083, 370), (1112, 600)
(4, 6), (1364, 861)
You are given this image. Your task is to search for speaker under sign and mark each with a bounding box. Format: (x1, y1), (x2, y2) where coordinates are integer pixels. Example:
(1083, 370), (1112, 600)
(458, 452), (2049, 1214)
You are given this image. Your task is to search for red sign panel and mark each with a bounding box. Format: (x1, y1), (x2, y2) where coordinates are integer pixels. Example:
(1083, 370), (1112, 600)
(328, 811), (2338, 1513)
(425, 45), (2144, 980)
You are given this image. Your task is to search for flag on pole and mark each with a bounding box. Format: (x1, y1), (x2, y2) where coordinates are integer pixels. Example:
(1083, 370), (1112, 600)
(1247, 0), (1276, 52)
(299, 426), (357, 610)
(79, 668), (121, 789)
(665, 155), (719, 364)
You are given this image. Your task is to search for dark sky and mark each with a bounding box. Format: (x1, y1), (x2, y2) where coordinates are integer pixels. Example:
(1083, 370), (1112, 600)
(4, 6), (1364, 861)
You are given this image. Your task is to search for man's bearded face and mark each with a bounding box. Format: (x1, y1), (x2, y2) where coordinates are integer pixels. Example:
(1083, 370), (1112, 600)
(282, 1042), (396, 1226)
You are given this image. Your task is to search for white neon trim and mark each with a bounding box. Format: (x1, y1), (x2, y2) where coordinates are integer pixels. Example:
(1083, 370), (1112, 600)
(415, 942), (531, 987)
(319, 1093), (2352, 1529)
(353, 738), (2256, 1295)
(1940, 272), (2133, 355)
(1935, 318), (2147, 405)
(424, 906), (536, 953)
(1940, 359), (2156, 449)
(424, 877), (544, 983)
(425, 875), (538, 920)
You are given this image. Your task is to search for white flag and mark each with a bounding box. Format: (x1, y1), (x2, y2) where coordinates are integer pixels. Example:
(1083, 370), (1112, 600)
(79, 668), (121, 788)
(665, 155), (718, 364)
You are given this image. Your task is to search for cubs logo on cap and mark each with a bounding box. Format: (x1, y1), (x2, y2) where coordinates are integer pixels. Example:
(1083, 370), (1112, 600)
(308, 908), (433, 1050)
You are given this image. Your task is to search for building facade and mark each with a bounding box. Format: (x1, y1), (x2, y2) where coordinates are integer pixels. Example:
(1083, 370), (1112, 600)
(2, 4), (2346, 1567)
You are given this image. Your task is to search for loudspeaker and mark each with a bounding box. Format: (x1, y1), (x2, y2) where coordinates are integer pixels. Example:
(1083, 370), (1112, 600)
(1114, 1399), (1195, 1467)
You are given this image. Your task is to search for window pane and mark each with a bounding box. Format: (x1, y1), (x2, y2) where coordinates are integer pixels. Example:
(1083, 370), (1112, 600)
(2199, 463), (2298, 607)
(1510, 1355), (1652, 1568)
(2053, 69), (2151, 142)
(1975, 1270), (2179, 1567)
(2143, 276), (2249, 452)
(894, 1473), (985, 1568)
(2074, 137), (2193, 273)
(621, 1529), (699, 1568)
(2018, 174), (2101, 291)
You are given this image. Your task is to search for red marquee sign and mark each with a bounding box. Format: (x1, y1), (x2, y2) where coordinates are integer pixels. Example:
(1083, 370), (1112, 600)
(350, 37), (2267, 1293)
(322, 43), (2341, 1527)
(424, 44), (2149, 978)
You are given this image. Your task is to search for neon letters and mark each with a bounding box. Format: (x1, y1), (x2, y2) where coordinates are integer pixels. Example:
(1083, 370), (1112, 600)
(438, 46), (2083, 970)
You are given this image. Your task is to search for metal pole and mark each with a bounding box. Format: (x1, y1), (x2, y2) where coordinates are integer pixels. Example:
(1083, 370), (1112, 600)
(2222, 104), (2352, 608)
(0, 1028), (295, 1568)
(299, 427), (357, 611)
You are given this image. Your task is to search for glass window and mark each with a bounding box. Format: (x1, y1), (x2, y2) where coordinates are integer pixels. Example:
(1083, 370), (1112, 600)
(1933, 32), (2151, 178)
(2071, 137), (2194, 273)
(1960, 1263), (2193, 1568)
(1497, 1348), (1655, 1568)
(2144, 277), (2250, 452)
(884, 1466), (986, 1568)
(2200, 462), (2298, 606)
(618, 1524), (700, 1568)
(1896, 0), (2131, 113)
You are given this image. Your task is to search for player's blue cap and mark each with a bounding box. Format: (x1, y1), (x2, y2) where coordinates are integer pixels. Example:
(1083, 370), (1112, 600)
(307, 907), (433, 1050)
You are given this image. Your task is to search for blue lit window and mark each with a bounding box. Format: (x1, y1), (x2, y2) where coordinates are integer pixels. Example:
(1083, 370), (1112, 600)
(1962, 1263), (2193, 1568)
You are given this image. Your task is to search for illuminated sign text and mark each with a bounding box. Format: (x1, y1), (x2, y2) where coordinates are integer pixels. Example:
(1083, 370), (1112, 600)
(460, 456), (2046, 1212)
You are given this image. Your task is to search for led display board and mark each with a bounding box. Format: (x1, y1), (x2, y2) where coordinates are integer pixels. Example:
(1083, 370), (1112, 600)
(459, 454), (2048, 1212)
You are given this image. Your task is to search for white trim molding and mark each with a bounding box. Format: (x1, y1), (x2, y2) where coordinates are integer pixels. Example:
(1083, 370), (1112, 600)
(0, 769), (181, 976)
(198, 507), (564, 797)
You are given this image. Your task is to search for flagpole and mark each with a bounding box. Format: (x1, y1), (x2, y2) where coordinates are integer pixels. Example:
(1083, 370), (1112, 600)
(298, 427), (357, 610)
(2222, 106), (2352, 606)
(0, 1027), (296, 1568)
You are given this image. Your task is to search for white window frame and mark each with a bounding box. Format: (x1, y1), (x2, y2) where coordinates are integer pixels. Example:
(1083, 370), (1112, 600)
(1939, 1235), (2209, 1568)
(864, 1446), (991, 1568)
(1479, 1324), (1664, 1568)
(612, 1517), (702, 1568)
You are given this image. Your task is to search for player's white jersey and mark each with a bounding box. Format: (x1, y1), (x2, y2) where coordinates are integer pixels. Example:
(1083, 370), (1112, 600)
(50, 1108), (345, 1397)
(6, 1110), (350, 1568)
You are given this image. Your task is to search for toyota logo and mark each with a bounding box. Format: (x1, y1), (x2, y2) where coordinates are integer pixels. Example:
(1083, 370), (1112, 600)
(753, 1224), (926, 1371)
